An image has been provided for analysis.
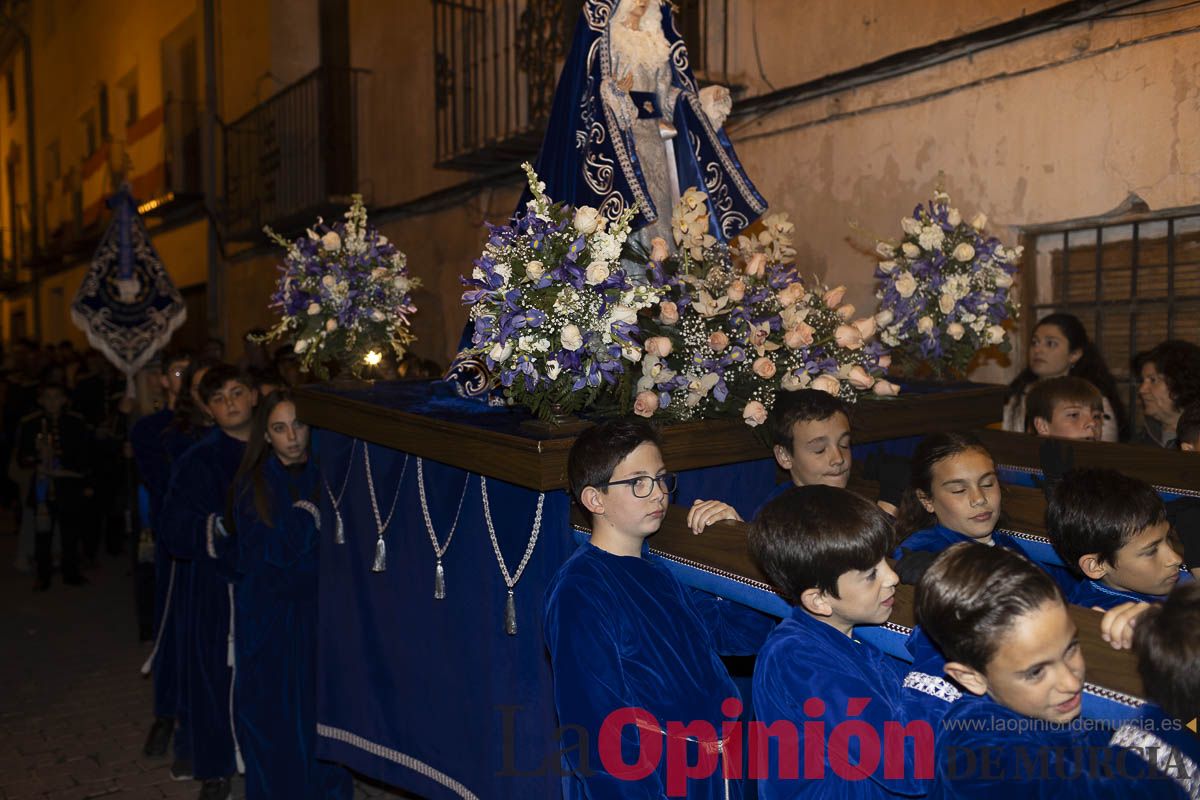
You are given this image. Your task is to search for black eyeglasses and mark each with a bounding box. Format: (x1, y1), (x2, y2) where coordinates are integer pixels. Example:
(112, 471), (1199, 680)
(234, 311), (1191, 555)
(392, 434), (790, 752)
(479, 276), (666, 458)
(603, 472), (678, 498)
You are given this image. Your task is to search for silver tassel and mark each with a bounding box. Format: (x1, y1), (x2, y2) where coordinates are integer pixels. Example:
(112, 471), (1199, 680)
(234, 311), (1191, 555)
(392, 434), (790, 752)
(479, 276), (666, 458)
(434, 560), (446, 600)
(505, 589), (517, 636)
(334, 512), (345, 545)
(371, 536), (387, 572)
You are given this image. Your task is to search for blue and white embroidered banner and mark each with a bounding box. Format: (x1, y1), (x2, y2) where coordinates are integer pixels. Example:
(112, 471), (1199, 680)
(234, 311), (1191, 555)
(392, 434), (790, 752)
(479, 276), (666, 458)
(71, 186), (186, 379)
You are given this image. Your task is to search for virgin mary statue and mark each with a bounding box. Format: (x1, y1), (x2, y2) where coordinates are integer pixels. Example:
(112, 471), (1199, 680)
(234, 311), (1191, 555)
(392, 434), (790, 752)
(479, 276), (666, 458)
(527, 0), (767, 256)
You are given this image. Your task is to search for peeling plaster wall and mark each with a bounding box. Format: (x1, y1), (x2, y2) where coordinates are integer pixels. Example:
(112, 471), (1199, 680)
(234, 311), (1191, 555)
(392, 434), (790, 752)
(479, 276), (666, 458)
(722, 4), (1200, 381)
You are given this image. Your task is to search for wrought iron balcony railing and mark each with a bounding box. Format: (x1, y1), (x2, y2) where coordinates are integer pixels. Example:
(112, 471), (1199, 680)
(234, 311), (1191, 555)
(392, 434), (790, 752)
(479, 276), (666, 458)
(223, 66), (368, 239)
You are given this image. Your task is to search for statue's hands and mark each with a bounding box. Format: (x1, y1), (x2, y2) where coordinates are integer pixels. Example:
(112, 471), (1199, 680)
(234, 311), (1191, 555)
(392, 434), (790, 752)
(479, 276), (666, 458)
(618, 72), (634, 93)
(698, 85), (733, 129)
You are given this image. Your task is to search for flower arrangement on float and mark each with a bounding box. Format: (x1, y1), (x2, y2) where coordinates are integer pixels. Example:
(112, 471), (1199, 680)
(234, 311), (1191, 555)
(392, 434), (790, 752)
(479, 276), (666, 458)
(871, 189), (1021, 378)
(259, 195), (419, 379)
(635, 189), (898, 427)
(456, 163), (666, 421)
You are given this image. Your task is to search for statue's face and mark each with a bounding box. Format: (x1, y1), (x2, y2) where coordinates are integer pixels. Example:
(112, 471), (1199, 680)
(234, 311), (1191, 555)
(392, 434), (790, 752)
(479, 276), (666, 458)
(626, 0), (651, 23)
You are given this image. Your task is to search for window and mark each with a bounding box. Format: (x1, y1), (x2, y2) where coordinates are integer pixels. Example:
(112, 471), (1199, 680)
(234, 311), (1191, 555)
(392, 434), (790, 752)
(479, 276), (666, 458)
(5, 69), (15, 117)
(119, 69), (138, 126)
(45, 139), (60, 183)
(80, 108), (99, 157)
(1030, 207), (1200, 412)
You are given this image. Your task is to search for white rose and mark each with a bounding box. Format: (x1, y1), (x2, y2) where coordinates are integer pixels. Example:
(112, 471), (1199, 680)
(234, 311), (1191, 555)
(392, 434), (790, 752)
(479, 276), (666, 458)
(371, 310), (385, 322)
(947, 208), (962, 227)
(894, 272), (918, 298)
(585, 261), (611, 285)
(307, 302), (321, 315)
(970, 212), (988, 231)
(490, 341), (514, 362)
(545, 359), (562, 380)
(526, 260), (545, 280)
(987, 324), (1006, 345)
(608, 305), (637, 326)
(321, 231), (341, 251)
(878, 260), (897, 274)
(780, 372), (808, 391)
(902, 242), (921, 259)
(947, 322), (966, 341)
(621, 344), (642, 362)
(952, 243), (976, 262)
(901, 217), (922, 236)
(874, 309), (895, 327)
(994, 271), (1014, 288)
(560, 324), (584, 352)
(939, 292), (956, 315)
(573, 206), (604, 235)
(293, 338), (309, 354)
(876, 242), (895, 258)
(918, 316), (934, 335)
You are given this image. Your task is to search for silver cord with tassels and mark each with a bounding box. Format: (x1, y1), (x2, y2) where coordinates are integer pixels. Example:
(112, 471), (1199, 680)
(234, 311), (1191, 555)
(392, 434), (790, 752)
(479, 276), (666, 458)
(480, 476), (544, 635)
(417, 458), (471, 600)
(364, 445), (408, 572)
(323, 440), (358, 544)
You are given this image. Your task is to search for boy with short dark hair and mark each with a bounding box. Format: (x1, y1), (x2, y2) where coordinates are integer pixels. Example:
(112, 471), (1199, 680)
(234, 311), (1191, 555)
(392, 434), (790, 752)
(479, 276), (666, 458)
(1110, 581), (1200, 797)
(1025, 375), (1103, 441)
(160, 364), (257, 798)
(546, 418), (769, 800)
(686, 389), (853, 532)
(750, 485), (942, 797)
(1047, 468), (1191, 609)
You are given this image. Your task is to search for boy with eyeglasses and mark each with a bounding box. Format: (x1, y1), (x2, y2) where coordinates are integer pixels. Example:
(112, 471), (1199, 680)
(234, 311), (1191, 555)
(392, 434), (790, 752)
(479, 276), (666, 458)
(544, 418), (772, 800)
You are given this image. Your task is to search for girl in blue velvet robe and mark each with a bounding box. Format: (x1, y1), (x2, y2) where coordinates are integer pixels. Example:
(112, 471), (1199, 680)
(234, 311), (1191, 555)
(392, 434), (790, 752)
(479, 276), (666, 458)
(917, 543), (1181, 799)
(224, 390), (351, 800)
(892, 432), (1076, 593)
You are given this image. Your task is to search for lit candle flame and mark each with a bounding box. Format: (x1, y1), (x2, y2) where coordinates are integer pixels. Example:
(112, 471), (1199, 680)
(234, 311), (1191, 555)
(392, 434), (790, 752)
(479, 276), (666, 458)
(364, 350), (383, 366)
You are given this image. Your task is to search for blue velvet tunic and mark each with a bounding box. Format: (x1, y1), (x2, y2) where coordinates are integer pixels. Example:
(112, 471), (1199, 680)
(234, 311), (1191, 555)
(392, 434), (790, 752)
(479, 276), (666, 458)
(1068, 570), (1194, 610)
(544, 542), (770, 800)
(930, 692), (1183, 798)
(894, 524), (1078, 595)
(159, 428), (246, 780)
(1110, 704), (1199, 798)
(228, 457), (351, 800)
(129, 408), (179, 721)
(753, 607), (944, 798)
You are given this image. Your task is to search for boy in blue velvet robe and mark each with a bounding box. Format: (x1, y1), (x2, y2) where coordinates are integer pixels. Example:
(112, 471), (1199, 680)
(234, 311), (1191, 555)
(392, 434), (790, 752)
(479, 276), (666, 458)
(545, 418), (772, 800)
(1111, 580), (1200, 797)
(160, 364), (257, 800)
(1048, 468), (1191, 610)
(131, 353), (192, 760)
(686, 390), (854, 533)
(917, 543), (1181, 798)
(222, 390), (351, 800)
(750, 484), (946, 798)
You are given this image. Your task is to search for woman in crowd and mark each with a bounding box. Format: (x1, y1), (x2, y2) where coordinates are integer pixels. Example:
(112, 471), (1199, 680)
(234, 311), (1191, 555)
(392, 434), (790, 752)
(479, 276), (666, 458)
(224, 389), (351, 799)
(1133, 339), (1200, 448)
(1003, 312), (1127, 441)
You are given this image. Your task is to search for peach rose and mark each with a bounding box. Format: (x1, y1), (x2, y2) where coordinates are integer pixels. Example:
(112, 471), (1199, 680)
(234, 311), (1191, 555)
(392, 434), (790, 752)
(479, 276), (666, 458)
(822, 285), (847, 307)
(644, 337), (673, 358)
(650, 237), (671, 263)
(708, 331), (730, 352)
(872, 380), (901, 397)
(811, 375), (841, 396)
(877, 353), (892, 370)
(658, 301), (680, 325)
(784, 323), (815, 349)
(836, 303), (856, 320)
(834, 324), (864, 350)
(742, 400), (768, 427)
(726, 279), (747, 302)
(752, 357), (777, 379)
(847, 365), (876, 390)
(633, 391), (660, 417)
(778, 284), (804, 308)
(852, 316), (877, 339)
(745, 252), (768, 278)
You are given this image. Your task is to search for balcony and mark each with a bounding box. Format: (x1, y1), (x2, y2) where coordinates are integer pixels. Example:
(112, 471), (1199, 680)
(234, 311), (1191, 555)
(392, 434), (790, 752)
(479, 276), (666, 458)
(431, 0), (717, 172)
(223, 66), (368, 240)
